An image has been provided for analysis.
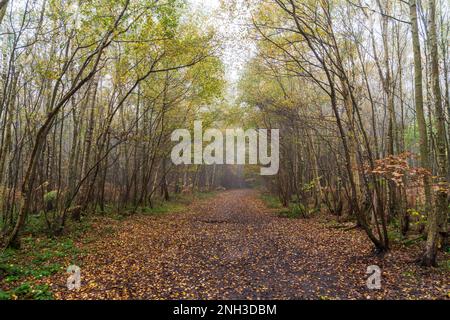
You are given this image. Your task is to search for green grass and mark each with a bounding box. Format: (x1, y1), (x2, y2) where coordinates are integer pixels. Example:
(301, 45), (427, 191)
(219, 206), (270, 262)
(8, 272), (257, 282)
(20, 214), (48, 236)
(139, 201), (186, 216)
(260, 194), (318, 219)
(441, 259), (450, 272)
(279, 208), (302, 219)
(278, 203), (313, 219)
(0, 229), (85, 300)
(191, 191), (217, 200)
(139, 191), (217, 216)
(106, 191), (217, 219)
(0, 191), (216, 299)
(260, 194), (283, 209)
(387, 228), (402, 243)
(0, 282), (53, 300)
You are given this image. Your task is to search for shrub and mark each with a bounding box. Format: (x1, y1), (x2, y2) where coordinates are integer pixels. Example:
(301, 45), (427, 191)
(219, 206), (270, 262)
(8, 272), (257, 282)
(43, 190), (58, 212)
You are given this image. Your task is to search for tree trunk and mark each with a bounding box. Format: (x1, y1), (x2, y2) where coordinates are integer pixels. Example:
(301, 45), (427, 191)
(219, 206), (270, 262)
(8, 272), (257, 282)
(421, 0), (448, 267)
(409, 0), (432, 221)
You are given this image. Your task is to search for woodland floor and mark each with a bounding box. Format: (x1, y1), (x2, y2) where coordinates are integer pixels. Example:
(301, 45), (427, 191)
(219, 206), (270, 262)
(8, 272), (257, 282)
(37, 190), (448, 300)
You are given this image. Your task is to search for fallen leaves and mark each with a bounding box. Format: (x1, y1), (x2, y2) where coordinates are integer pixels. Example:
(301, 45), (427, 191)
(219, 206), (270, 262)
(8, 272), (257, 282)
(38, 190), (448, 300)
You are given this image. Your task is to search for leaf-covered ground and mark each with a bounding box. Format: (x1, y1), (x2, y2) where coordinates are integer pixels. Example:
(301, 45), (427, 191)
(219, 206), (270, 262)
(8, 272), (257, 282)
(42, 190), (448, 300)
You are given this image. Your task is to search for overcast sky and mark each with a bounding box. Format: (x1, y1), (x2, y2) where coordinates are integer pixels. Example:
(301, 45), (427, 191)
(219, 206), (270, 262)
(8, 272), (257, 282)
(188, 0), (257, 98)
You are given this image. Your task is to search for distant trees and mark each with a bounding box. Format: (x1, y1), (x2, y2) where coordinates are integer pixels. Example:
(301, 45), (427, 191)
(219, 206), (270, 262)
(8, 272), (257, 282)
(240, 0), (449, 265)
(0, 0), (225, 248)
(1, 0), (448, 268)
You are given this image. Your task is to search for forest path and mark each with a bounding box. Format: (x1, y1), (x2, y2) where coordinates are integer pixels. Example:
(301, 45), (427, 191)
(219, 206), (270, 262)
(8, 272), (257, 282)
(50, 190), (447, 300)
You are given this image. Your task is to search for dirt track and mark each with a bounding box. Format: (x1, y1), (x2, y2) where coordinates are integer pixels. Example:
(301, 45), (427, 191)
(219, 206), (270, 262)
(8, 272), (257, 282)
(49, 190), (448, 300)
